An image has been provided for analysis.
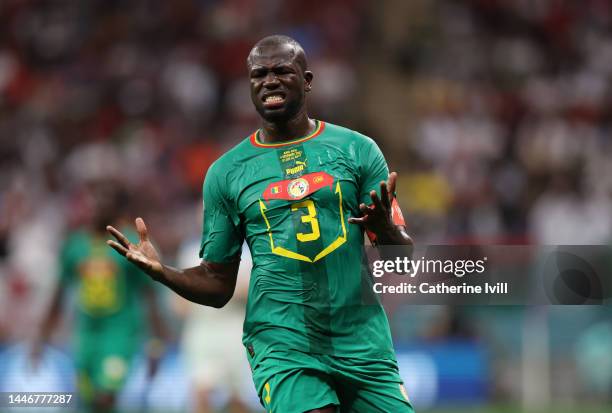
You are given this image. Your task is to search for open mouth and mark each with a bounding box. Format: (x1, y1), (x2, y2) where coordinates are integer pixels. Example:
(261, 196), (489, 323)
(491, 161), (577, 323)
(262, 93), (286, 108)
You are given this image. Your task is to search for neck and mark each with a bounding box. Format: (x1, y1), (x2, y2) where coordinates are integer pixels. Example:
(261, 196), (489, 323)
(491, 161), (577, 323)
(260, 109), (314, 143)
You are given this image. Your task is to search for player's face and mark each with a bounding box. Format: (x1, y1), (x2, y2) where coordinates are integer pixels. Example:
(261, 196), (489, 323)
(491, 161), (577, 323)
(248, 45), (312, 122)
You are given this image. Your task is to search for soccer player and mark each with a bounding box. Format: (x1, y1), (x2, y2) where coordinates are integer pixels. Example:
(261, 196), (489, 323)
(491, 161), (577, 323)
(107, 35), (415, 413)
(33, 179), (167, 413)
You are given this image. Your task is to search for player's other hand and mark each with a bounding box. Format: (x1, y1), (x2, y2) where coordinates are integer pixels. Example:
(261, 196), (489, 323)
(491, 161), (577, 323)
(106, 217), (163, 279)
(348, 172), (412, 246)
(348, 172), (398, 231)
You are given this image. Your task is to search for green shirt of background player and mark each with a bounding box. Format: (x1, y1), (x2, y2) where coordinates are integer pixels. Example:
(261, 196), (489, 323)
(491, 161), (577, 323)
(33, 179), (168, 413)
(107, 35), (414, 413)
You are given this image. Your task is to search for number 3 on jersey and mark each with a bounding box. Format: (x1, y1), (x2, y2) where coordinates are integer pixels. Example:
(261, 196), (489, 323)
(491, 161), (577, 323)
(259, 180), (346, 263)
(291, 199), (320, 242)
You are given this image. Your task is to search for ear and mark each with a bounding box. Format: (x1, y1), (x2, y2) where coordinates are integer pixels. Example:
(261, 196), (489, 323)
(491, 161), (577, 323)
(304, 71), (313, 91)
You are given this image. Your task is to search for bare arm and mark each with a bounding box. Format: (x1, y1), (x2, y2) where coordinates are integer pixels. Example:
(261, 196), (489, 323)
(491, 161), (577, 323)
(155, 261), (239, 308)
(107, 218), (239, 308)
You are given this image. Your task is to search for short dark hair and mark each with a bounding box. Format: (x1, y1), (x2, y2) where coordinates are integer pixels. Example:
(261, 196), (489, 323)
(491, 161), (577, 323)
(247, 35), (308, 72)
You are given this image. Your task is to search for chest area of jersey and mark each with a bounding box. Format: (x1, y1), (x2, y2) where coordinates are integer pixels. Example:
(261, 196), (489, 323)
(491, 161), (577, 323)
(237, 144), (358, 214)
(235, 144), (359, 262)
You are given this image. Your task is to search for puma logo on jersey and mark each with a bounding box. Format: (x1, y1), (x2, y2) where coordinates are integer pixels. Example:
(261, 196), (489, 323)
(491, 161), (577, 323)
(285, 159), (307, 175)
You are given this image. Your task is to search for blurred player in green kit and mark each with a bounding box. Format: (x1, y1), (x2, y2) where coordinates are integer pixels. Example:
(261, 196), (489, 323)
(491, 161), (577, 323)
(107, 35), (414, 412)
(32, 179), (167, 413)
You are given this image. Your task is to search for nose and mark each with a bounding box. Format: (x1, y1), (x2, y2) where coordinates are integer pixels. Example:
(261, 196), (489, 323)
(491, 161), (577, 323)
(263, 72), (280, 88)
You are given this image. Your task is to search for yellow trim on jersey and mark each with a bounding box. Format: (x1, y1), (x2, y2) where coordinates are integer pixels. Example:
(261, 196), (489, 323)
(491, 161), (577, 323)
(259, 181), (346, 263)
(251, 120), (324, 148)
(313, 182), (346, 262)
(264, 382), (271, 404)
(260, 200), (312, 262)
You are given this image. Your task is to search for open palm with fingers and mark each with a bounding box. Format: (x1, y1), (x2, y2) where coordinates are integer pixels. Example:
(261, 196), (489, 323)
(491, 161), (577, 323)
(348, 171), (412, 246)
(348, 172), (399, 233)
(106, 217), (163, 278)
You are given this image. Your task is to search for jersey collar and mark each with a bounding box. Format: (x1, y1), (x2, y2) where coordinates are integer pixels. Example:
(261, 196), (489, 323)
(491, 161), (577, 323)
(250, 120), (325, 148)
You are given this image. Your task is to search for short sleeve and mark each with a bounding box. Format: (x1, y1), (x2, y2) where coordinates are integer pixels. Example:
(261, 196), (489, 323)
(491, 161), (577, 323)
(199, 163), (243, 262)
(357, 134), (390, 205)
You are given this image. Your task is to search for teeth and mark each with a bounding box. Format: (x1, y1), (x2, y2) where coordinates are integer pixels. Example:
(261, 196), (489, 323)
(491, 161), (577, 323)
(265, 95), (283, 103)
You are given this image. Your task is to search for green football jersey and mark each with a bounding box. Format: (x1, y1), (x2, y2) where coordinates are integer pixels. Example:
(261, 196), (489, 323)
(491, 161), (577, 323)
(200, 120), (396, 360)
(59, 230), (149, 333)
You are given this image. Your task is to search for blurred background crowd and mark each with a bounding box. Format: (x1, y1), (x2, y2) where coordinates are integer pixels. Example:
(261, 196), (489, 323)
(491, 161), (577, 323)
(0, 0), (611, 412)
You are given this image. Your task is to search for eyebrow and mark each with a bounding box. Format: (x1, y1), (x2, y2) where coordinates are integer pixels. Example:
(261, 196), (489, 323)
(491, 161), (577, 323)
(250, 62), (295, 72)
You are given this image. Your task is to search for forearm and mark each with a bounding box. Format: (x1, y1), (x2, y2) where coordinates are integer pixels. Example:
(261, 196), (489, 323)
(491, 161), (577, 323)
(153, 263), (236, 308)
(105, 221), (239, 307)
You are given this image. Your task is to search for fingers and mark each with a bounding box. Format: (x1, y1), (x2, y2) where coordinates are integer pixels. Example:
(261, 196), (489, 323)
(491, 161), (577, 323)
(107, 240), (129, 256)
(106, 221), (162, 275)
(135, 217), (149, 242)
(388, 171), (398, 196)
(349, 203), (371, 225)
(125, 251), (157, 271)
(380, 180), (391, 211)
(120, 247), (161, 274)
(126, 251), (149, 266)
(370, 189), (383, 210)
(106, 225), (131, 248)
(115, 245), (152, 269)
(380, 172), (398, 211)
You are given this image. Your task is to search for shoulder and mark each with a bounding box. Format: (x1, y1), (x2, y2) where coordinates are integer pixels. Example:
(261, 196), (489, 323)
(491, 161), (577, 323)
(205, 135), (253, 180)
(320, 121), (383, 163)
(202, 135), (256, 202)
(321, 121), (377, 147)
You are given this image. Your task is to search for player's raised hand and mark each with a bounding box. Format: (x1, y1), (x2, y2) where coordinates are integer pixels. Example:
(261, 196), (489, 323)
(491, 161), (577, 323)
(349, 172), (398, 230)
(106, 217), (163, 278)
(348, 172), (411, 246)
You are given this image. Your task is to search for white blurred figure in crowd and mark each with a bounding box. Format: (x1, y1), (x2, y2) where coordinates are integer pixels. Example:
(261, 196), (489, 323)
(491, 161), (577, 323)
(529, 167), (612, 245)
(175, 227), (253, 413)
(4, 166), (66, 342)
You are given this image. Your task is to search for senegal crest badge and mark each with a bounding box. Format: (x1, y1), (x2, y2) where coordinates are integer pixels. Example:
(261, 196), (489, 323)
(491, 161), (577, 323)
(287, 178), (309, 199)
